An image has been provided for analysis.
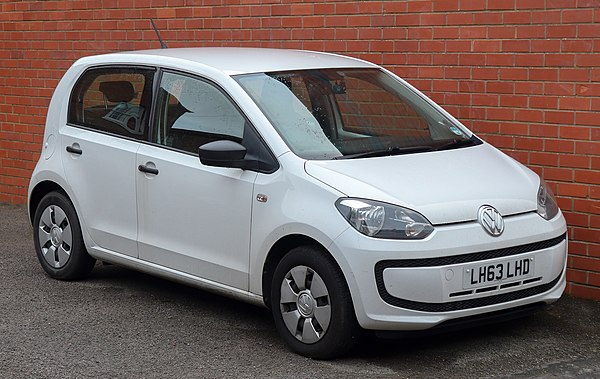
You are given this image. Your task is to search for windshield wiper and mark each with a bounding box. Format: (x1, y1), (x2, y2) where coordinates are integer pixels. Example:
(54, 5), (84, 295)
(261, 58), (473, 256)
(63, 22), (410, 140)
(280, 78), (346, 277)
(432, 136), (479, 152)
(334, 145), (434, 160)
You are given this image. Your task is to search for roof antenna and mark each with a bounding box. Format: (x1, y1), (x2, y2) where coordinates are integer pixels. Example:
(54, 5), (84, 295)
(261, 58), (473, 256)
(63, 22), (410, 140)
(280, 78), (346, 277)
(150, 19), (168, 49)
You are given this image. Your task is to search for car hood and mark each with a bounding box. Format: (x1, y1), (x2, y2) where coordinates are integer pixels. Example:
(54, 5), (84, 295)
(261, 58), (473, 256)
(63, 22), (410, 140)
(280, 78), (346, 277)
(304, 143), (540, 225)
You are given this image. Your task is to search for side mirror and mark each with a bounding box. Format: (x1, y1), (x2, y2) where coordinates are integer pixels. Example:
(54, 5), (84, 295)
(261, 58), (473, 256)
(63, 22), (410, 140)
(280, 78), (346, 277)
(198, 140), (248, 169)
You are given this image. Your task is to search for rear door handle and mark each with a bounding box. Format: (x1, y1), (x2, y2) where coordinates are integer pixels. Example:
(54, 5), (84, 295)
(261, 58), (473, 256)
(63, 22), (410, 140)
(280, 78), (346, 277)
(138, 164), (159, 175)
(66, 145), (82, 155)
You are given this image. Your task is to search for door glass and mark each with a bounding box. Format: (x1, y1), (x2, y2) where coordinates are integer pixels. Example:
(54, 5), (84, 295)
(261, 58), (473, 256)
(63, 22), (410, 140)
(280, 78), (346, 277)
(154, 72), (246, 154)
(68, 67), (154, 140)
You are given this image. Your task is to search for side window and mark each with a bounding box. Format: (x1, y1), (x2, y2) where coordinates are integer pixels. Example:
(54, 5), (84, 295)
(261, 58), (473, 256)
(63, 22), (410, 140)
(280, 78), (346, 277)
(153, 72), (246, 154)
(68, 67), (155, 140)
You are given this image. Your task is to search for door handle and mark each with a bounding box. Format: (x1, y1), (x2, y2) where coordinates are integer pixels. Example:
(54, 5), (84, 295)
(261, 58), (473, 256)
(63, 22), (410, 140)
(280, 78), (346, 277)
(66, 145), (82, 155)
(138, 164), (159, 175)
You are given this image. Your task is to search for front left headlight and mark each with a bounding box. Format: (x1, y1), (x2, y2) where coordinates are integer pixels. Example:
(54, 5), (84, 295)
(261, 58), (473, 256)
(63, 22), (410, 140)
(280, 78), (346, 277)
(537, 180), (559, 220)
(335, 198), (434, 239)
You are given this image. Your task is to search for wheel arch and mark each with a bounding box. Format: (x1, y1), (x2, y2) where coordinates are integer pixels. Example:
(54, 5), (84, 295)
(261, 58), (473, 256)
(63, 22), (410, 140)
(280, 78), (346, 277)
(261, 233), (347, 310)
(28, 181), (68, 225)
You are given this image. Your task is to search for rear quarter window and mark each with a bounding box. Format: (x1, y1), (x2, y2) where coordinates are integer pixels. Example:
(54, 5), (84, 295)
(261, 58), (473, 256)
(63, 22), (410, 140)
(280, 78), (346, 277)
(68, 67), (155, 140)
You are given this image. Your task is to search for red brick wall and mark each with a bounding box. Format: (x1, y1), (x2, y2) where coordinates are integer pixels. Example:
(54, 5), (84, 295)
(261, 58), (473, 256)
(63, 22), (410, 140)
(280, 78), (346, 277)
(0, 1), (598, 299)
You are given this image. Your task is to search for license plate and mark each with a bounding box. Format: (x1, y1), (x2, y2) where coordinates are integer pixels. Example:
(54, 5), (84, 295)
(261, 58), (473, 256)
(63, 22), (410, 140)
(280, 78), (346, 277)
(463, 257), (534, 289)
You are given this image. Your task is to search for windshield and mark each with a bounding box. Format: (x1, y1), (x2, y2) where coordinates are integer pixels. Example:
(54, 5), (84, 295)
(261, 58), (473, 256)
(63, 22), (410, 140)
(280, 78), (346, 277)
(235, 68), (478, 160)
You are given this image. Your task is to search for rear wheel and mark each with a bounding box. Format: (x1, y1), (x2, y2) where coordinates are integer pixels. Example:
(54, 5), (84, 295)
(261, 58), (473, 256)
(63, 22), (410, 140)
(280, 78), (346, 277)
(33, 191), (95, 280)
(270, 246), (360, 359)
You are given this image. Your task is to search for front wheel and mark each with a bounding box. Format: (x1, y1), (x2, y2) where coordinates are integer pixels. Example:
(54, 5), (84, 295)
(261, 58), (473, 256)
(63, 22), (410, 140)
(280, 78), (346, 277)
(33, 191), (95, 280)
(270, 246), (360, 359)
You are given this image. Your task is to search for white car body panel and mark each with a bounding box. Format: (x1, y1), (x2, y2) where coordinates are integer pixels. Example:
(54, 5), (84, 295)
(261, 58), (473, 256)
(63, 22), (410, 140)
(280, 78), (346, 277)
(305, 143), (539, 225)
(61, 127), (140, 257)
(136, 143), (257, 290)
(27, 48), (568, 335)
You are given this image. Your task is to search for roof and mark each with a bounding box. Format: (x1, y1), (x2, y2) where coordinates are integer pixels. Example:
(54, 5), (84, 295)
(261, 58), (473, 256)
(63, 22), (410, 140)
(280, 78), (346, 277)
(80, 47), (377, 75)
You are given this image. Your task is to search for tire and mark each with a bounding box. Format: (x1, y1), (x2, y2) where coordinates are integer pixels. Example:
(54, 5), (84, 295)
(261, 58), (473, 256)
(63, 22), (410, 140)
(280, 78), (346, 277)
(33, 191), (95, 280)
(270, 246), (360, 359)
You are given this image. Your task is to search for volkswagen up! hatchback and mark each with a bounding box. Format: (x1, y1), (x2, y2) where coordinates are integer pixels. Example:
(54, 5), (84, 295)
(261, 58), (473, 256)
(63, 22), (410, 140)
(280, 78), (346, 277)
(28, 48), (567, 359)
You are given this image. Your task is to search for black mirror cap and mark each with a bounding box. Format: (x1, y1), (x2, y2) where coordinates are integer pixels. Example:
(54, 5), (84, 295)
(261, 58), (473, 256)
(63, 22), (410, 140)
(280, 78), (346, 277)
(198, 140), (247, 168)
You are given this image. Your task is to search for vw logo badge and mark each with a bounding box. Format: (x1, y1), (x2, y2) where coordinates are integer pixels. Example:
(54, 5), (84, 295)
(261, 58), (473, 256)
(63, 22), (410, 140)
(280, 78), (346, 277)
(478, 206), (504, 236)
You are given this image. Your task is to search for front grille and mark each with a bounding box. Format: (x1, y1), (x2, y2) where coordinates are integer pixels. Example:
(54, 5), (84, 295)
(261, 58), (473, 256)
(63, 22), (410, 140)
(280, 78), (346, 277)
(375, 232), (566, 269)
(374, 233), (566, 312)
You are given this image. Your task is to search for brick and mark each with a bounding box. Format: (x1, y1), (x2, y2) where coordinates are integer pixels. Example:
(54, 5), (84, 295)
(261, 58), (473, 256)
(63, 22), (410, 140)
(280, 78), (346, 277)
(485, 53), (515, 66)
(578, 24), (600, 38)
(459, 0), (487, 11)
(487, 81), (515, 94)
(459, 54), (486, 66)
(575, 112), (600, 126)
(517, 110), (545, 124)
(575, 170), (600, 185)
(433, 0), (459, 11)
(459, 26), (487, 39)
(489, 1), (516, 10)
(545, 167), (574, 182)
(560, 126), (592, 140)
(474, 12), (503, 24)
(545, 111), (576, 125)
(569, 283), (600, 301)
(471, 94), (498, 106)
(487, 107), (515, 121)
(573, 199), (600, 215)
(569, 241), (589, 255)
(473, 40), (502, 52)
(573, 228), (600, 244)
(577, 54), (600, 67)
(545, 139), (575, 153)
(560, 68), (591, 82)
(576, 83), (600, 97)
(503, 11), (532, 24)
(530, 96), (559, 109)
(559, 97), (591, 111)
(514, 136), (543, 149)
(560, 183), (590, 198)
(515, 82), (544, 95)
(516, 25), (546, 38)
(529, 68), (559, 82)
(544, 83), (575, 96)
(406, 1), (432, 12)
(566, 268), (588, 284)
(499, 68), (528, 80)
(546, 54), (576, 67)
(589, 242), (600, 257)
(590, 272), (600, 287)
(447, 13), (473, 25)
(560, 155), (590, 169)
(562, 40), (594, 53)
(502, 40), (530, 52)
(530, 152), (559, 166)
(531, 10), (561, 24)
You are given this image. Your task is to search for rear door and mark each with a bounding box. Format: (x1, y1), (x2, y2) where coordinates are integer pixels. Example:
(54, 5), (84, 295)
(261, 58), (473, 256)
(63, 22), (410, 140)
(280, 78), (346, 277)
(62, 66), (155, 257)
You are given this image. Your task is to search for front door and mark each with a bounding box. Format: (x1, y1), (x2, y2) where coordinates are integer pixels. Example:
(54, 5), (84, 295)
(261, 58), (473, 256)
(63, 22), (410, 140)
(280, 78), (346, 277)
(136, 71), (257, 289)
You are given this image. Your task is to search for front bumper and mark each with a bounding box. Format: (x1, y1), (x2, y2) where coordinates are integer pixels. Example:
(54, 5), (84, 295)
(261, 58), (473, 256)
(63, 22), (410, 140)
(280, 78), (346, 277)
(330, 211), (567, 331)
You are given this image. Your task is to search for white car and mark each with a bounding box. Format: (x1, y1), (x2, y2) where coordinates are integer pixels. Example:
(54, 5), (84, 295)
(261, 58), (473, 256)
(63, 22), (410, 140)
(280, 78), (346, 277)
(28, 48), (567, 359)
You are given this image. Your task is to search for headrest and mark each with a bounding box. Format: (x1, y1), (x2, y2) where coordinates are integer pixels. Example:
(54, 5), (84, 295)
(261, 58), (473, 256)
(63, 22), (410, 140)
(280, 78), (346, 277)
(99, 81), (135, 103)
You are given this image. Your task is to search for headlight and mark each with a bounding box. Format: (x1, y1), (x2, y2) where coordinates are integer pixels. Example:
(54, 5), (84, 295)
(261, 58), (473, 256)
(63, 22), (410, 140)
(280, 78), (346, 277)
(537, 180), (559, 220)
(335, 198), (434, 239)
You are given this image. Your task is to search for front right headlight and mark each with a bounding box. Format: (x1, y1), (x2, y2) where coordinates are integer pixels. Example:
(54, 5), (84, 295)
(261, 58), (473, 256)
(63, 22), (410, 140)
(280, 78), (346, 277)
(537, 180), (559, 220)
(335, 198), (434, 239)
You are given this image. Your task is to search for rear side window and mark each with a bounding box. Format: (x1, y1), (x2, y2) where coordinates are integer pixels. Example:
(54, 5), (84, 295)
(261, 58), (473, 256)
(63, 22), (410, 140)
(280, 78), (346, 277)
(68, 67), (155, 140)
